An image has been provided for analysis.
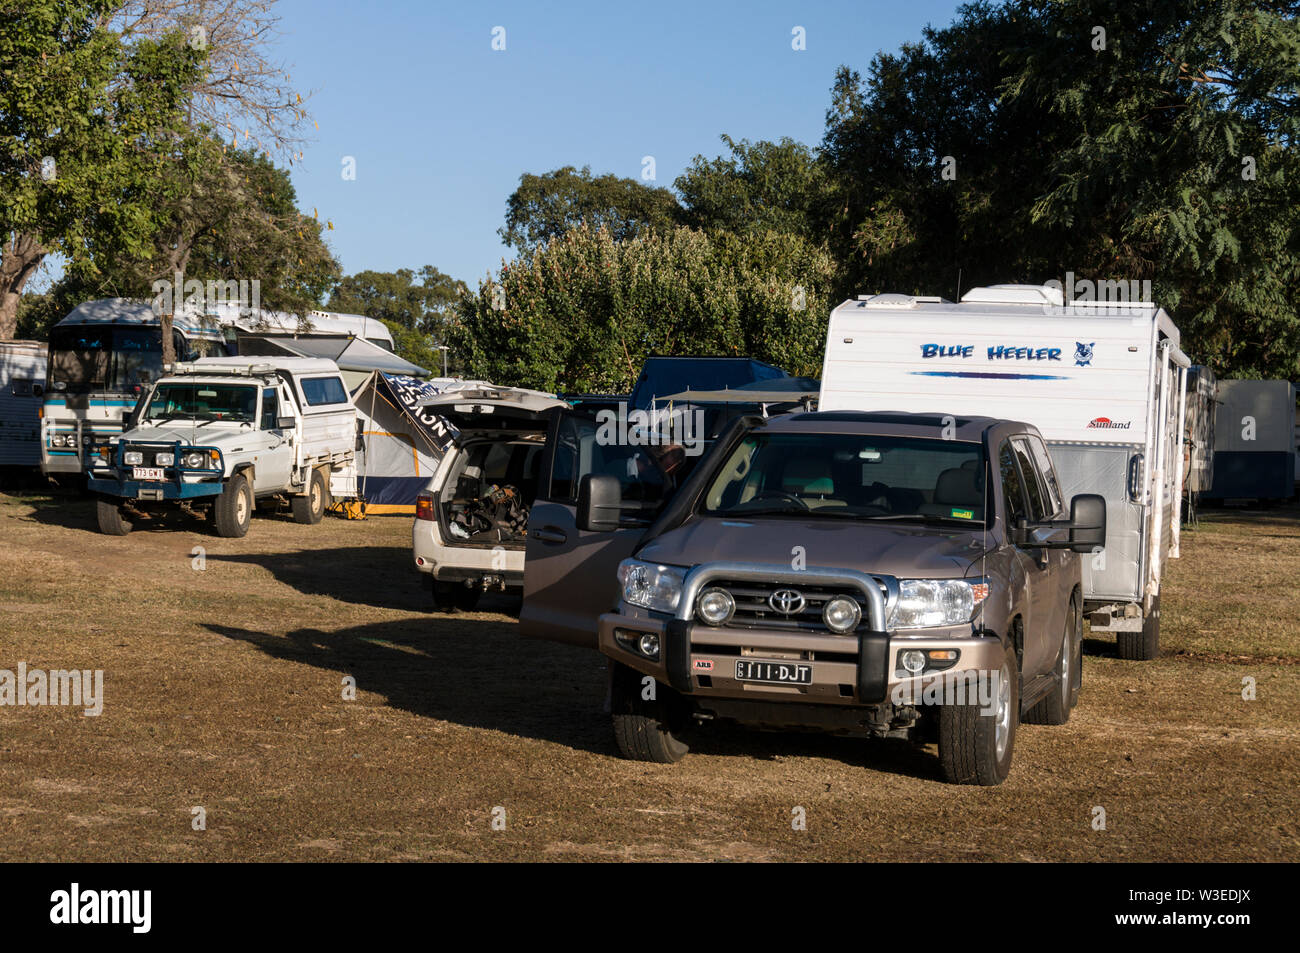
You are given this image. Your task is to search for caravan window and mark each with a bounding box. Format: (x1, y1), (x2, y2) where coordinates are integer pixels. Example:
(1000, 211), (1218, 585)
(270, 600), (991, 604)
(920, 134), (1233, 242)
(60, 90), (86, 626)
(300, 376), (348, 406)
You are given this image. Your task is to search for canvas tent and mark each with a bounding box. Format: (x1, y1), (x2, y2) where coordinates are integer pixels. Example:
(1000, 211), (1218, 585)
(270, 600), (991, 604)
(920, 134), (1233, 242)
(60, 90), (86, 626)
(348, 373), (491, 513)
(237, 331), (427, 390)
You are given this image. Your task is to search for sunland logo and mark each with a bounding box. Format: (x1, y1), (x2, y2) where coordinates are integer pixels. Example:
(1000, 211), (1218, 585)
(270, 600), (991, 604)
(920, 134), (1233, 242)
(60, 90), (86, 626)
(1086, 417), (1132, 430)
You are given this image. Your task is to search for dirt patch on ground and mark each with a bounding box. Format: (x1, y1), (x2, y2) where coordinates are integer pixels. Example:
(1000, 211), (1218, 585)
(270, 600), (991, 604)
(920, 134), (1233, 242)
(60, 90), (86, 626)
(0, 490), (1296, 861)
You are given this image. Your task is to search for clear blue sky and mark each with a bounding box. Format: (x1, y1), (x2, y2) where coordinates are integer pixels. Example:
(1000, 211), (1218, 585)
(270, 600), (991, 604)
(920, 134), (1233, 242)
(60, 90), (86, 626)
(275, 0), (966, 288)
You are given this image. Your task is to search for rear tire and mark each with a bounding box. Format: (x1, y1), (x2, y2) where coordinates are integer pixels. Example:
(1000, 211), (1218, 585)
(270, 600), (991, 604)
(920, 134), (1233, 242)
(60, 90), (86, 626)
(213, 473), (252, 538)
(291, 469), (328, 524)
(938, 650), (1018, 785)
(453, 586), (481, 611)
(610, 663), (689, 764)
(1117, 594), (1160, 660)
(95, 497), (132, 536)
(1024, 592), (1081, 725)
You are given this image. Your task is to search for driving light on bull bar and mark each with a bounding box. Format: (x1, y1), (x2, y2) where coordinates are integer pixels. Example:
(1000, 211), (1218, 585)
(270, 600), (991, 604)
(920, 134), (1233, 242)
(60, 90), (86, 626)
(155, 452), (175, 466)
(696, 587), (735, 626)
(638, 633), (661, 659)
(123, 451), (143, 465)
(822, 596), (862, 633)
(183, 451), (208, 469)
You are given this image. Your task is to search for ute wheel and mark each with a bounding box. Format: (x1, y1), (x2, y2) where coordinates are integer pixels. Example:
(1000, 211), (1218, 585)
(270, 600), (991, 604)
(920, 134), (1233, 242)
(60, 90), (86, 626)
(1025, 592), (1082, 725)
(291, 469), (328, 524)
(213, 473), (252, 538)
(610, 663), (690, 764)
(96, 497), (133, 536)
(1117, 594), (1160, 660)
(938, 650), (1019, 785)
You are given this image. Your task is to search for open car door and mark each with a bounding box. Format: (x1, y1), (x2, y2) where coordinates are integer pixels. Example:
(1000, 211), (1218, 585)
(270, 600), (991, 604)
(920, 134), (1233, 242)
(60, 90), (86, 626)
(520, 408), (674, 647)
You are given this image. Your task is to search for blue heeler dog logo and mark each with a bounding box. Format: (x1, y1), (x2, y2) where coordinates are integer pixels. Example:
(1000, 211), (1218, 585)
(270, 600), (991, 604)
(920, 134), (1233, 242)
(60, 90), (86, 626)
(1074, 342), (1095, 367)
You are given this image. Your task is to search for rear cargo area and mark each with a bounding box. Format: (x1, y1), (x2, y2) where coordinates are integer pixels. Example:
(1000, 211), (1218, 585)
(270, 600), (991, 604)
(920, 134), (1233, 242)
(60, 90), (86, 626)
(436, 437), (543, 547)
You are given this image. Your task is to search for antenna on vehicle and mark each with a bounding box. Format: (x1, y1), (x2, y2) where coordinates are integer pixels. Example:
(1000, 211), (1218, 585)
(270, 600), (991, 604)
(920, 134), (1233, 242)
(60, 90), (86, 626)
(956, 268), (962, 302)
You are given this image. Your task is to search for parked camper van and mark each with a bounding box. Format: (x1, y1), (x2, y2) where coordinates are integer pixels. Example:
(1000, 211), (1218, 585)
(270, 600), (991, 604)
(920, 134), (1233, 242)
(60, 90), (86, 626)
(86, 357), (358, 537)
(41, 300), (228, 478)
(0, 341), (47, 468)
(818, 284), (1190, 660)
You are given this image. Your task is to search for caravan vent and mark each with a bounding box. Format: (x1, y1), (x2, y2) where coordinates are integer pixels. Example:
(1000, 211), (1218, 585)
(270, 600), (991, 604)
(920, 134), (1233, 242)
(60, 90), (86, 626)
(858, 293), (946, 309)
(960, 284), (1064, 307)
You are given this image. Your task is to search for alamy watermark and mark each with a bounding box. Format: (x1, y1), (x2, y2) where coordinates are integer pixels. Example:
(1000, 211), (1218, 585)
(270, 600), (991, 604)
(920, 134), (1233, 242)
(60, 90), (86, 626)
(595, 403), (705, 457)
(1043, 271), (1153, 315)
(151, 271), (261, 317)
(0, 663), (103, 716)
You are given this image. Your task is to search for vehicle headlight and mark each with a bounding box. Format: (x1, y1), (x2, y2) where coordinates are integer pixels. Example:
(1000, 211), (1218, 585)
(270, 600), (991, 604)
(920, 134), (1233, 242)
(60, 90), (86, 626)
(617, 559), (686, 614)
(154, 452), (175, 466)
(182, 451), (208, 469)
(123, 451), (143, 465)
(890, 578), (988, 629)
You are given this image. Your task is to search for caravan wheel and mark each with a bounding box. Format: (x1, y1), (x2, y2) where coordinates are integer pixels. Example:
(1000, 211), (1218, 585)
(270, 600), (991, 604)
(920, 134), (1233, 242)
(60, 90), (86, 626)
(1117, 595), (1160, 660)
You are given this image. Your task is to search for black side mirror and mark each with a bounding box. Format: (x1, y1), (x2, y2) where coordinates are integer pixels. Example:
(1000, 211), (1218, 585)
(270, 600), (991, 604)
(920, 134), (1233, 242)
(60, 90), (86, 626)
(577, 473), (622, 532)
(276, 415), (296, 430)
(1067, 493), (1106, 553)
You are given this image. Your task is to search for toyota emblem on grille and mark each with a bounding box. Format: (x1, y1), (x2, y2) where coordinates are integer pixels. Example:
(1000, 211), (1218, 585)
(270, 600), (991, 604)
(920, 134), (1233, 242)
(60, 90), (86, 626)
(769, 589), (805, 615)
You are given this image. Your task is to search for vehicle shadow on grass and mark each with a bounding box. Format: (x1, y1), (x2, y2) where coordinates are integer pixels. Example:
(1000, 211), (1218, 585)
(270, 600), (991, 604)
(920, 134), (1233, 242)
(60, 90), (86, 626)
(208, 546), (433, 613)
(207, 616), (943, 778)
(206, 617), (615, 756)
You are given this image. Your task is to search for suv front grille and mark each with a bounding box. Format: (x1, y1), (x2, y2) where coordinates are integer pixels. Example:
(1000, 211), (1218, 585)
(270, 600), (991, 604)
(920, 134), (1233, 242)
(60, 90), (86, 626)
(704, 580), (887, 632)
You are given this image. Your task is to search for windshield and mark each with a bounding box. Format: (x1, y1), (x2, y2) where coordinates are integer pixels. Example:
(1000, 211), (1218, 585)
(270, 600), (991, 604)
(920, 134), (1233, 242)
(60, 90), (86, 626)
(145, 382), (257, 423)
(702, 432), (988, 524)
(48, 326), (186, 396)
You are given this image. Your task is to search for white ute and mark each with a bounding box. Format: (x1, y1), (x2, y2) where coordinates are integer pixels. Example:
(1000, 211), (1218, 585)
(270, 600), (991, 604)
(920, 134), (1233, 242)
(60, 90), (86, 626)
(86, 357), (359, 537)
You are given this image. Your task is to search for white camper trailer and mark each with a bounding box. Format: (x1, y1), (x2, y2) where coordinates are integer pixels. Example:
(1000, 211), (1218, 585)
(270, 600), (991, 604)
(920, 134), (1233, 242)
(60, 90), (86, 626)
(819, 284), (1190, 660)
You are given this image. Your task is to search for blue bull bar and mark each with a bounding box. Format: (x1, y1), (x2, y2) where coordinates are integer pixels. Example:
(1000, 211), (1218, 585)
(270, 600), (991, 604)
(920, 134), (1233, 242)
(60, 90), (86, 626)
(87, 441), (226, 501)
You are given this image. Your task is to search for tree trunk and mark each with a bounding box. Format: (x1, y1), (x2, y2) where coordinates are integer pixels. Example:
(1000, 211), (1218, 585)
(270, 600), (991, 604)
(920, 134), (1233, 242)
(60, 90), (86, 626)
(0, 232), (47, 339)
(158, 238), (194, 366)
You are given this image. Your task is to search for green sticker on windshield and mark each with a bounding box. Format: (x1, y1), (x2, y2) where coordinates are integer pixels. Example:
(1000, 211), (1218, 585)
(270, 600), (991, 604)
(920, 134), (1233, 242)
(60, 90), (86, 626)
(950, 508), (975, 520)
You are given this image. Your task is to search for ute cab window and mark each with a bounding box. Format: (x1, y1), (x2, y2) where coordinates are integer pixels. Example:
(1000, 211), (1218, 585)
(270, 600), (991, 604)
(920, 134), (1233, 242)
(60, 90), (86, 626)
(145, 383), (257, 423)
(701, 432), (988, 524)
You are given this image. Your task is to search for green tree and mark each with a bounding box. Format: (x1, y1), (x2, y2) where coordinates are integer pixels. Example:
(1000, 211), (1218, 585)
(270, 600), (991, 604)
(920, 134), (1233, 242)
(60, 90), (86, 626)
(327, 266), (468, 373)
(0, 0), (202, 338)
(676, 135), (832, 241)
(328, 266), (466, 334)
(450, 222), (835, 393)
(499, 166), (683, 255)
(1003, 0), (1300, 379)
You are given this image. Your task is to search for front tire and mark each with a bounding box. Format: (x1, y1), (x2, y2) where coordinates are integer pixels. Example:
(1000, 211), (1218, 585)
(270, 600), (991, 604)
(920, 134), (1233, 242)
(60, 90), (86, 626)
(213, 473), (252, 538)
(95, 497), (132, 536)
(1117, 594), (1160, 660)
(291, 468), (328, 524)
(610, 663), (690, 764)
(938, 650), (1019, 785)
(1025, 592), (1082, 725)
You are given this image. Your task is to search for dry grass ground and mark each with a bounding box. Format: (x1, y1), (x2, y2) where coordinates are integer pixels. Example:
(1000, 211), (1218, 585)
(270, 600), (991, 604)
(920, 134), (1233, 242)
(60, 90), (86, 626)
(0, 489), (1295, 862)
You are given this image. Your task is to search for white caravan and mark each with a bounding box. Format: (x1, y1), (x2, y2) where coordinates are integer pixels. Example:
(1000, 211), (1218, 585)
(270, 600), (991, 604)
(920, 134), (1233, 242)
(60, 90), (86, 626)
(819, 284), (1190, 660)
